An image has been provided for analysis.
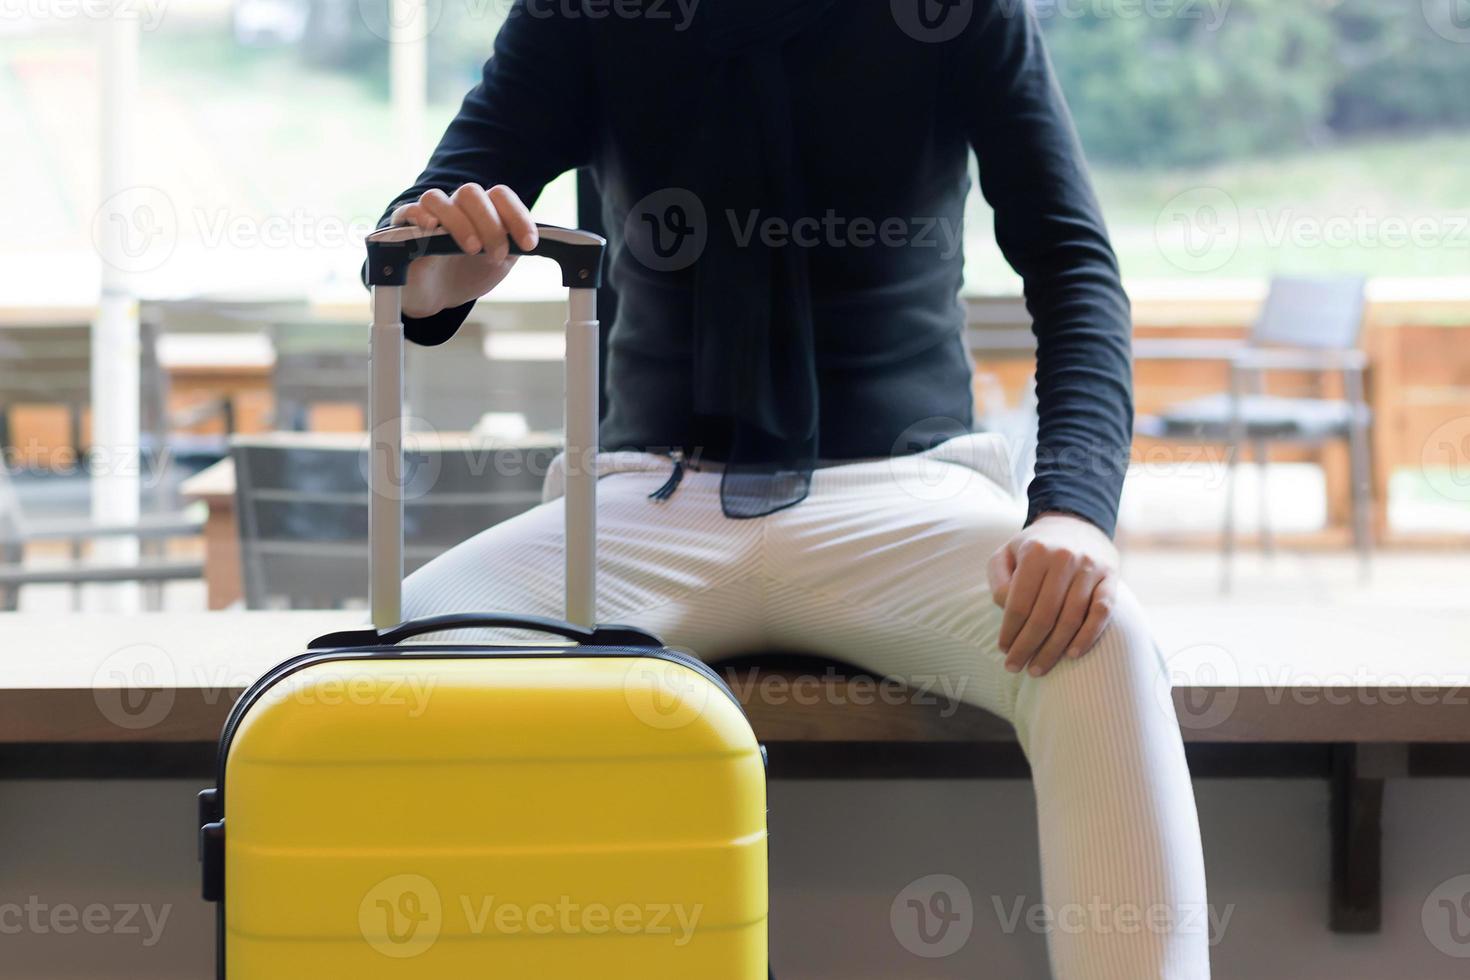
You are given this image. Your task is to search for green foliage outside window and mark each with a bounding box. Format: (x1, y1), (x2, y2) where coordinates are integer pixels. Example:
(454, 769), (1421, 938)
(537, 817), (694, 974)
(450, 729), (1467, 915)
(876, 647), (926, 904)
(1043, 0), (1470, 167)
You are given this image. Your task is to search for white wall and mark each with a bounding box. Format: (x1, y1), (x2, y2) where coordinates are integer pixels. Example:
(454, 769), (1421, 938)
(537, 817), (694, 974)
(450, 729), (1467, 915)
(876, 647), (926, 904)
(2, 779), (1468, 978)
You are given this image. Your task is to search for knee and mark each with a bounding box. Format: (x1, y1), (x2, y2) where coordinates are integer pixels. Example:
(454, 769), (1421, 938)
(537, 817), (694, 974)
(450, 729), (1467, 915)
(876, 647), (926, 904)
(1075, 582), (1158, 680)
(400, 511), (561, 621)
(1010, 583), (1167, 729)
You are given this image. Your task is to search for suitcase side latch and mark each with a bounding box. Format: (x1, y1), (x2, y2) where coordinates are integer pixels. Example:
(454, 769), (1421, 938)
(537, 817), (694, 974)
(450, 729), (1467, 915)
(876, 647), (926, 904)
(200, 821), (225, 903)
(199, 788), (225, 903)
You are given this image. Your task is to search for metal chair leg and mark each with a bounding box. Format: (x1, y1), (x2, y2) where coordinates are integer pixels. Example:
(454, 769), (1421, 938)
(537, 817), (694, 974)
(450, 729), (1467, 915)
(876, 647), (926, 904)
(142, 537), (165, 611)
(1254, 437), (1273, 558)
(70, 539), (84, 612)
(1343, 369), (1373, 585)
(0, 543), (20, 611)
(1221, 367), (1250, 594)
(1348, 422), (1373, 584)
(1221, 440), (1239, 594)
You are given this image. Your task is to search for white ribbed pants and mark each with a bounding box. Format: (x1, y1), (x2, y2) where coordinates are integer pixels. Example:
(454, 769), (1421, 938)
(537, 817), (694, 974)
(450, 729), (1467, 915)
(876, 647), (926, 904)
(402, 433), (1211, 978)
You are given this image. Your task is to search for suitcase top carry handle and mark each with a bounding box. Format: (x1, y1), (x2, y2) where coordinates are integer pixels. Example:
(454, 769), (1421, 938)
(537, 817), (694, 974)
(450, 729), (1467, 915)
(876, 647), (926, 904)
(365, 223), (606, 288)
(309, 613), (663, 650)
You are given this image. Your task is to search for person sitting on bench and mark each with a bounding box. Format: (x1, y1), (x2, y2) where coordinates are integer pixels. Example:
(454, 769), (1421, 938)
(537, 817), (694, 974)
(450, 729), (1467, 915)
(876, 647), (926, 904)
(376, 3), (1210, 976)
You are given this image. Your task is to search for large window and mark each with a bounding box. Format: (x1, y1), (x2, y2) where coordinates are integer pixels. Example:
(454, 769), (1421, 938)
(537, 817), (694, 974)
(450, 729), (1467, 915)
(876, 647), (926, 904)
(966, 0), (1470, 290)
(5, 2), (1467, 297)
(1, 1), (1468, 620)
(0, 1), (576, 302)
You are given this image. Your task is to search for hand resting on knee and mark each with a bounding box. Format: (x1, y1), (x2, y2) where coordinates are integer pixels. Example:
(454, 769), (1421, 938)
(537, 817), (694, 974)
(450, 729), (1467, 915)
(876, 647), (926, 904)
(986, 512), (1120, 678)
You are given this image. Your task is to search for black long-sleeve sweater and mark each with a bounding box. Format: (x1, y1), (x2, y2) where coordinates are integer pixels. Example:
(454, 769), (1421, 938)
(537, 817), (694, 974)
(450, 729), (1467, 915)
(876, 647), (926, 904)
(381, 0), (1134, 535)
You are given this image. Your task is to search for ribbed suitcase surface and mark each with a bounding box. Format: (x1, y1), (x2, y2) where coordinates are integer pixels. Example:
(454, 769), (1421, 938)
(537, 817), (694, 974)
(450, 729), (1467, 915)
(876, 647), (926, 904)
(213, 648), (767, 977)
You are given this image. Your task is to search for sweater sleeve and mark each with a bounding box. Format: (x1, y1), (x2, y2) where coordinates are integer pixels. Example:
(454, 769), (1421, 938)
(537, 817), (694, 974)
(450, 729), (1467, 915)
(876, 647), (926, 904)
(952, 2), (1134, 537)
(370, 2), (595, 346)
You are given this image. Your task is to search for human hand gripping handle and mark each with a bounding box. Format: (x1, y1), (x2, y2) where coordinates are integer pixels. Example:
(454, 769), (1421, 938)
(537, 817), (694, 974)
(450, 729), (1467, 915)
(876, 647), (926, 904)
(383, 184), (536, 317)
(365, 219), (606, 289)
(364, 217), (606, 631)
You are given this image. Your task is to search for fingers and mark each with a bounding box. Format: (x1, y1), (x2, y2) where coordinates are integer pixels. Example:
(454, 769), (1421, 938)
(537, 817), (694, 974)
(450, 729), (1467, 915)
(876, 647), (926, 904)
(1003, 557), (1070, 675)
(489, 184), (538, 252)
(391, 184), (537, 260)
(1067, 575), (1118, 662)
(986, 546), (1016, 609)
(990, 514), (1122, 680)
(451, 183), (510, 261)
(390, 200), (438, 231)
(416, 187), (483, 255)
(1027, 565), (1105, 677)
(997, 546), (1047, 666)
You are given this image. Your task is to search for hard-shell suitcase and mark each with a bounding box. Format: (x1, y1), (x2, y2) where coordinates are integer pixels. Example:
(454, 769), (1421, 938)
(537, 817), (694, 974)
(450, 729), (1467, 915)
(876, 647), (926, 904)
(199, 224), (770, 978)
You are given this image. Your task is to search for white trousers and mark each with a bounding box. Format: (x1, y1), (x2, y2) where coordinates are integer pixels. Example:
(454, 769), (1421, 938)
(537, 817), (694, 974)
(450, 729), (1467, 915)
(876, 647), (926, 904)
(402, 433), (1211, 979)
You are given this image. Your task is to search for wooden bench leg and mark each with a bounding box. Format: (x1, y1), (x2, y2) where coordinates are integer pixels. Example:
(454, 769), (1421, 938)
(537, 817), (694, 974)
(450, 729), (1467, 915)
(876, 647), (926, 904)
(1330, 743), (1406, 933)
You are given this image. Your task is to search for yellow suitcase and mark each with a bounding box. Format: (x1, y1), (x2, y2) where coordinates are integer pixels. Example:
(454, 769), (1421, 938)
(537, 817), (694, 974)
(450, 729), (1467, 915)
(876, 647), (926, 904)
(199, 226), (770, 978)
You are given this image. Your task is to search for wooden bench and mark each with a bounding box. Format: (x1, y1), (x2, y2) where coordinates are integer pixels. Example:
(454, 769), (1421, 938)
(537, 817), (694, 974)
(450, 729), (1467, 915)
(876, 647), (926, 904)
(2, 608), (1467, 933)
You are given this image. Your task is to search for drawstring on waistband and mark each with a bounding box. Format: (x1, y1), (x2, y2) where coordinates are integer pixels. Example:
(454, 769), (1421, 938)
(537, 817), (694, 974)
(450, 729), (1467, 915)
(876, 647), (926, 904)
(648, 450), (689, 502)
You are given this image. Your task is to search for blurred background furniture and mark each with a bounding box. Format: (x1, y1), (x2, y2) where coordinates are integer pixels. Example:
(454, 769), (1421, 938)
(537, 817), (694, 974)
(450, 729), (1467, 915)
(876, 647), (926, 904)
(405, 319), (564, 436)
(0, 462), (203, 611)
(0, 317), (213, 480)
(0, 300), (304, 505)
(965, 296), (1040, 495)
(228, 432), (557, 609)
(1136, 276), (1371, 588)
(0, 321), (93, 462)
(140, 295), (310, 457)
(268, 319), (369, 431)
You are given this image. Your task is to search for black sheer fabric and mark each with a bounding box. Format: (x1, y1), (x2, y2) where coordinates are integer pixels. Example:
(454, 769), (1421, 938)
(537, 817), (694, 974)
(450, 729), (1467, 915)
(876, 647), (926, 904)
(682, 0), (835, 517)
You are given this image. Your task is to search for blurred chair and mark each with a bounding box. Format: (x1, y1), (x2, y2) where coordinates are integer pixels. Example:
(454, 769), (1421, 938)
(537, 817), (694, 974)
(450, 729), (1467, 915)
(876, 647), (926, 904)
(231, 434), (556, 609)
(405, 318), (565, 434)
(0, 319), (226, 516)
(0, 462), (203, 611)
(0, 319), (207, 462)
(1135, 276), (1371, 588)
(0, 322), (92, 463)
(0, 299), (305, 482)
(268, 320), (370, 431)
(139, 295), (310, 454)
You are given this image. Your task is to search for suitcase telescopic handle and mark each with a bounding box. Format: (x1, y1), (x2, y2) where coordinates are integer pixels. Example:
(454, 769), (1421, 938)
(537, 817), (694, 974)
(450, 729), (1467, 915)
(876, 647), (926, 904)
(365, 223), (605, 288)
(363, 222), (607, 631)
